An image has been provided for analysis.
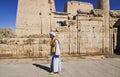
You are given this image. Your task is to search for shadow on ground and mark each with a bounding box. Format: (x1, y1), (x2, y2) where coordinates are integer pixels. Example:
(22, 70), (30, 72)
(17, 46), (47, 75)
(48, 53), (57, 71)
(33, 64), (50, 73)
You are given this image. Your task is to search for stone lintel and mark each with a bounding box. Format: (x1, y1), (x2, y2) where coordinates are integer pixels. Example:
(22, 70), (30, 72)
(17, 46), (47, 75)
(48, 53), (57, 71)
(53, 12), (70, 15)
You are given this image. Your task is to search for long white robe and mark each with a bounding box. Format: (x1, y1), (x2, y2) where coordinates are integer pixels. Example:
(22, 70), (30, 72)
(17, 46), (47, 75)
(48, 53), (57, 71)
(50, 40), (61, 72)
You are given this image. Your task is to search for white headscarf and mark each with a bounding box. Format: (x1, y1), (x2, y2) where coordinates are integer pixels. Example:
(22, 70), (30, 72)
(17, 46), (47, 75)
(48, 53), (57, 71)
(49, 32), (56, 37)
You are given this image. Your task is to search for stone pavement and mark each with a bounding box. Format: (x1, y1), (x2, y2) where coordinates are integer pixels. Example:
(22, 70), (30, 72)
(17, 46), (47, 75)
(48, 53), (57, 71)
(0, 57), (120, 77)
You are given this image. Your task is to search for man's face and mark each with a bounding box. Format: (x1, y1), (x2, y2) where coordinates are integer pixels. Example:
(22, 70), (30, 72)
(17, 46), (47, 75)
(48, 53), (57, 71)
(50, 34), (54, 38)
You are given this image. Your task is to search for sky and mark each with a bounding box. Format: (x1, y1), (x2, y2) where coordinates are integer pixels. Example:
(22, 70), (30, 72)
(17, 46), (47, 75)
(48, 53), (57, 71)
(0, 0), (120, 32)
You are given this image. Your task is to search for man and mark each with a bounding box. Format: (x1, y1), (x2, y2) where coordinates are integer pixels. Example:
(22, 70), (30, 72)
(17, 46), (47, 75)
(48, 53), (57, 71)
(49, 32), (61, 74)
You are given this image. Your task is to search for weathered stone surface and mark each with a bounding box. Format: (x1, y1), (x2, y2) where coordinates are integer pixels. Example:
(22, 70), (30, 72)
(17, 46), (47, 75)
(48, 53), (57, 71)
(1, 0), (120, 58)
(98, 0), (110, 11)
(77, 20), (103, 54)
(65, 1), (93, 15)
(56, 26), (69, 32)
(110, 11), (120, 17)
(91, 9), (104, 17)
(16, 0), (55, 36)
(0, 28), (15, 39)
(0, 38), (50, 58)
(68, 20), (76, 26)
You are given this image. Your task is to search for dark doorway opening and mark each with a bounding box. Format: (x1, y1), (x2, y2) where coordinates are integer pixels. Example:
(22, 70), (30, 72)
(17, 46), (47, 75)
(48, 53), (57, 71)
(113, 19), (120, 55)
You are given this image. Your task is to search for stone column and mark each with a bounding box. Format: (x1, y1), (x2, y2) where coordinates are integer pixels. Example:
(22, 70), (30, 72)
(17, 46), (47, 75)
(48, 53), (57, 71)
(98, 0), (110, 11)
(49, 0), (56, 12)
(98, 0), (113, 55)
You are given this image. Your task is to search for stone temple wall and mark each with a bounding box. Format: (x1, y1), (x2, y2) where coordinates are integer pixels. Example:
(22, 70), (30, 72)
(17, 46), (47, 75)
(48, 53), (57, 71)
(0, 14), (112, 58)
(64, 1), (93, 15)
(16, 0), (55, 36)
(0, 38), (50, 58)
(0, 0), (120, 58)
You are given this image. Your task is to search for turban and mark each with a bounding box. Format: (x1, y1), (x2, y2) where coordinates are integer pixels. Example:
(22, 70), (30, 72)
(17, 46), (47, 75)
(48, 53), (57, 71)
(49, 32), (56, 37)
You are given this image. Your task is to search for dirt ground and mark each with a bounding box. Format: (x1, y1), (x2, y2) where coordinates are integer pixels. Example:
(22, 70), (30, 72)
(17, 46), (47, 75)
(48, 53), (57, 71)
(0, 56), (120, 77)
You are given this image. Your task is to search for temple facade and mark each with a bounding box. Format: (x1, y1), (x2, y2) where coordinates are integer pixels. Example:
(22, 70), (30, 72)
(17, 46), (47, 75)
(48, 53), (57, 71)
(0, 0), (120, 58)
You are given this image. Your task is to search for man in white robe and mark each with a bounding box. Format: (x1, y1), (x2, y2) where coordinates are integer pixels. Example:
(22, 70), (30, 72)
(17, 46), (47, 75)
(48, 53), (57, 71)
(49, 32), (61, 74)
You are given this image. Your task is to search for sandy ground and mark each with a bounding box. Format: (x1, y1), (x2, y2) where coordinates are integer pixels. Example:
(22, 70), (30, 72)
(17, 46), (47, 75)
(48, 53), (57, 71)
(0, 56), (120, 77)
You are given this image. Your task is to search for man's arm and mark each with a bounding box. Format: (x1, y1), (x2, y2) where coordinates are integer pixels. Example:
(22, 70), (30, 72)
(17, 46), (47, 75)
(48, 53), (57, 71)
(55, 40), (60, 57)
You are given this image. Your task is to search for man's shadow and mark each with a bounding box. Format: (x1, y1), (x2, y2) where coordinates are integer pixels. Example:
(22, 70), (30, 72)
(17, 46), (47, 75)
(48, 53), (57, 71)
(33, 64), (50, 73)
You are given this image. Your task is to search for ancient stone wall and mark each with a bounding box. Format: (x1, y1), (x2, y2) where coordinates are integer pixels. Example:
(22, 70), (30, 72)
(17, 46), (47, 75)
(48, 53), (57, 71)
(0, 28), (15, 39)
(52, 12), (69, 31)
(64, 1), (93, 15)
(16, 0), (55, 36)
(0, 38), (50, 58)
(1, 0), (120, 58)
(77, 17), (103, 54)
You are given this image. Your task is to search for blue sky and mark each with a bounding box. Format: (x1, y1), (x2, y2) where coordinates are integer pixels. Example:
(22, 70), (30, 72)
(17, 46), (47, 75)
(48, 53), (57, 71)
(0, 0), (120, 32)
